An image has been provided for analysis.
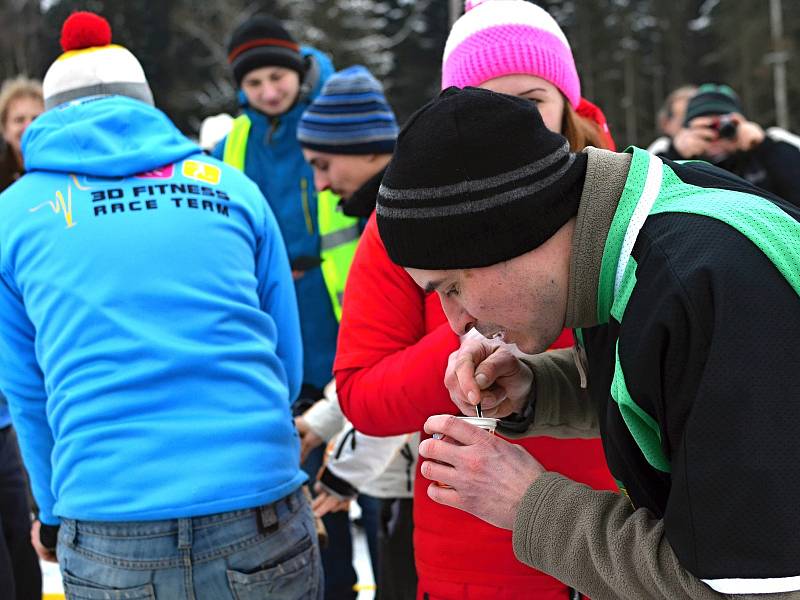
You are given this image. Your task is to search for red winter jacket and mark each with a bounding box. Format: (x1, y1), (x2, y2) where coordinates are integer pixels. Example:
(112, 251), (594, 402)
(336, 215), (617, 599)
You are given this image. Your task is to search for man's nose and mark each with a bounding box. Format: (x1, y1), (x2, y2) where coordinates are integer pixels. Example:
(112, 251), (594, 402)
(314, 171), (330, 192)
(440, 295), (475, 336)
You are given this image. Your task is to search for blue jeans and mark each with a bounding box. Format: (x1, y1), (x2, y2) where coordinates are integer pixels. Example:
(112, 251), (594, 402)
(57, 486), (323, 599)
(356, 494), (379, 582)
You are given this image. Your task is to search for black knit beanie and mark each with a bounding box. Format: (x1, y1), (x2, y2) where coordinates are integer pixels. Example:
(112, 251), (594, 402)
(228, 15), (305, 85)
(376, 86), (587, 270)
(683, 83), (743, 125)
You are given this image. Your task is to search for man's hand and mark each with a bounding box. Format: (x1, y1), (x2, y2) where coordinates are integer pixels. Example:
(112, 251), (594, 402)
(672, 116), (716, 158)
(418, 415), (545, 530)
(730, 113), (765, 151)
(311, 484), (351, 517)
(295, 416), (324, 463)
(445, 337), (533, 418)
(31, 520), (57, 563)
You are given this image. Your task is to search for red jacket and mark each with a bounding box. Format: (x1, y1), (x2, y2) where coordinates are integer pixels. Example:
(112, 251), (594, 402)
(336, 215), (617, 599)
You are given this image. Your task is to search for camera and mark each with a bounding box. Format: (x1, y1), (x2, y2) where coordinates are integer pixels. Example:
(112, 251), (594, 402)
(711, 115), (738, 140)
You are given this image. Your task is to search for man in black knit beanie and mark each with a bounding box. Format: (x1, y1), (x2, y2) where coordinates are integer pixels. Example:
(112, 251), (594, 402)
(374, 86), (800, 599)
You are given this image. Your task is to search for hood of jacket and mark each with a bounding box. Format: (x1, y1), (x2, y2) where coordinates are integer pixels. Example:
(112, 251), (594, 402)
(21, 95), (200, 178)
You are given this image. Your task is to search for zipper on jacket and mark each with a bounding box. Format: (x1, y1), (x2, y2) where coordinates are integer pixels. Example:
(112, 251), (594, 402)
(401, 443), (413, 492)
(300, 178), (314, 234)
(267, 117), (279, 144)
(334, 428), (356, 460)
(571, 343), (588, 389)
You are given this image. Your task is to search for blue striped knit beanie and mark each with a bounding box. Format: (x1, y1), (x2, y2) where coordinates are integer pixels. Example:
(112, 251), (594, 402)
(297, 65), (398, 155)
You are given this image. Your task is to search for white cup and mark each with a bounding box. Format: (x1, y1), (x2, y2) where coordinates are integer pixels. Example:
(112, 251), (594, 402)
(430, 416), (499, 488)
(432, 416), (499, 441)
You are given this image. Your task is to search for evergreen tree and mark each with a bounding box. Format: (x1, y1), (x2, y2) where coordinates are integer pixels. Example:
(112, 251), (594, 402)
(4, 0), (795, 141)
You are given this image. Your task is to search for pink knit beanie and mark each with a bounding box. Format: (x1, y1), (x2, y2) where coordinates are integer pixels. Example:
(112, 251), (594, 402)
(442, 0), (581, 108)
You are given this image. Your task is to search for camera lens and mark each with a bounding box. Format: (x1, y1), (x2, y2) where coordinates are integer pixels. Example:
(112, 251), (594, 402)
(718, 116), (738, 140)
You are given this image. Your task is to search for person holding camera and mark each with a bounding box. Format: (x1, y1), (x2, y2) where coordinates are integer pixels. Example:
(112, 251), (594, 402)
(656, 83), (800, 206)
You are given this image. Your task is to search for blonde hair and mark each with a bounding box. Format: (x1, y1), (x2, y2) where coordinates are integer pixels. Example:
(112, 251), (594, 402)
(657, 85), (697, 131)
(561, 101), (611, 151)
(0, 76), (44, 132)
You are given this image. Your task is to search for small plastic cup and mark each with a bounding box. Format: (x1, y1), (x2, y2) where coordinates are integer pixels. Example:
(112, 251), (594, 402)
(456, 416), (499, 434)
(432, 416), (499, 442)
(430, 416), (499, 488)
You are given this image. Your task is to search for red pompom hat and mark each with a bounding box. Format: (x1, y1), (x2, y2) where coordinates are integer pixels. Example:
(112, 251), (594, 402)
(42, 11), (154, 110)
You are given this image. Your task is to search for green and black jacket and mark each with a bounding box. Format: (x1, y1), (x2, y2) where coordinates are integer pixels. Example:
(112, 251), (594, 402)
(658, 136), (800, 208)
(512, 147), (800, 599)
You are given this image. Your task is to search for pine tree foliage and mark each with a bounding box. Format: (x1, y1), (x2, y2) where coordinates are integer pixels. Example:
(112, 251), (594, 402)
(0, 0), (796, 147)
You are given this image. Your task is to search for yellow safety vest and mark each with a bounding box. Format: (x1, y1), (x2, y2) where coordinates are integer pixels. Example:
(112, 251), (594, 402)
(222, 114), (359, 320)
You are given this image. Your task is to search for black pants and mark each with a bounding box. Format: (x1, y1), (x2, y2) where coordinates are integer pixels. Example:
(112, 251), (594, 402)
(0, 425), (41, 600)
(377, 498), (416, 600)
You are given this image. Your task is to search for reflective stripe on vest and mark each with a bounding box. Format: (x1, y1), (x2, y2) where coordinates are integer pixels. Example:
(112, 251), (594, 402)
(317, 189), (360, 321)
(222, 115), (251, 171)
(598, 147), (800, 474)
(222, 118), (359, 320)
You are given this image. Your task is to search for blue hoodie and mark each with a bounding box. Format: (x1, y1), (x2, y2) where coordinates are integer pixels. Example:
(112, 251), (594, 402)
(0, 396), (10, 429)
(0, 95), (304, 525)
(214, 47), (338, 391)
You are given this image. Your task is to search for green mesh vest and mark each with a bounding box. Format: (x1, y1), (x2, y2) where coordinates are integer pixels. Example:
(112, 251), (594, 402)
(582, 146), (800, 473)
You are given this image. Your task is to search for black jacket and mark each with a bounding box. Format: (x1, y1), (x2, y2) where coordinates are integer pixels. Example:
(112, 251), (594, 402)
(341, 168), (385, 219)
(582, 158), (800, 581)
(0, 142), (23, 193)
(658, 136), (800, 207)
